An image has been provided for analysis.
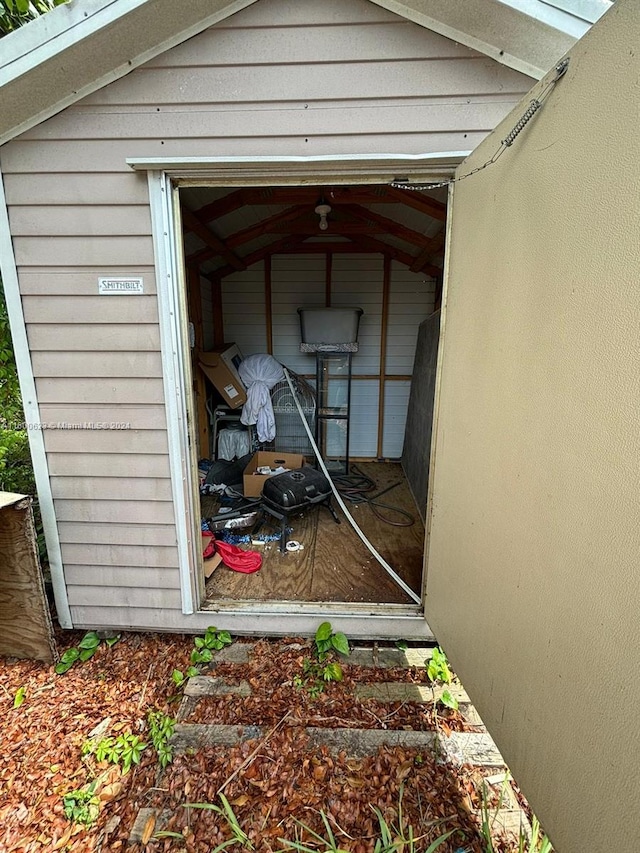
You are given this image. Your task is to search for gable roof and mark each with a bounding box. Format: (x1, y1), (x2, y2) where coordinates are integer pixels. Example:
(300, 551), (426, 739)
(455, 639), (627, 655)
(0, 0), (612, 148)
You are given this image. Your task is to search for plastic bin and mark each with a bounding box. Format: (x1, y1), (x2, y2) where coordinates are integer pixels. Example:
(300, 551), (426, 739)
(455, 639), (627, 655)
(297, 307), (364, 344)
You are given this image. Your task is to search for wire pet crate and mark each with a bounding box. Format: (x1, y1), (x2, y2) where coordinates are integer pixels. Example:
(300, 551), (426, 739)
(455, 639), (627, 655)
(267, 368), (316, 457)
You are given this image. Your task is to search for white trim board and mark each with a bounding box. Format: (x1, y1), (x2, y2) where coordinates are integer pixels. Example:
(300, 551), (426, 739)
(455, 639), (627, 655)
(0, 165), (72, 629)
(143, 154), (458, 625)
(147, 170), (198, 615)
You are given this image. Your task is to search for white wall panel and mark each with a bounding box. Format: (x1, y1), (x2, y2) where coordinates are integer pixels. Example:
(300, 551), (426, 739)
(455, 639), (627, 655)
(272, 255), (325, 374)
(220, 262), (267, 355)
(382, 380), (412, 458)
(387, 263), (437, 374)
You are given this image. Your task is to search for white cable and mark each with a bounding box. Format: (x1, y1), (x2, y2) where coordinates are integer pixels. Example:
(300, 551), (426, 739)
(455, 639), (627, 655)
(283, 367), (422, 606)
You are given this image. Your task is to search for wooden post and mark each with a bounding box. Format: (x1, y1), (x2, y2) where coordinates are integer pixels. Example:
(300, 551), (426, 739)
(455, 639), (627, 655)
(265, 255), (273, 354)
(377, 255), (391, 460)
(187, 265), (210, 458)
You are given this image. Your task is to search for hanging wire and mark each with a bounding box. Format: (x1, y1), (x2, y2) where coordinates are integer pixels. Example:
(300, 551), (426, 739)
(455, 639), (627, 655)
(390, 57), (570, 193)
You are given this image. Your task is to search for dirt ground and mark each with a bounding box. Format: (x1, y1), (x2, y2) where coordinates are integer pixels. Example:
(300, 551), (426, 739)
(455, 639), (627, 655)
(0, 629), (525, 853)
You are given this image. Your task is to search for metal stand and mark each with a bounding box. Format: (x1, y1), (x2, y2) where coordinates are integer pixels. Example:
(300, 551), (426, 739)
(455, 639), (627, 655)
(314, 351), (353, 475)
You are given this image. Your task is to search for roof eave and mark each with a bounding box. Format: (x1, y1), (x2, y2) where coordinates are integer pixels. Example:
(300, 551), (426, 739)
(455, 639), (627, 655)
(0, 0), (257, 147)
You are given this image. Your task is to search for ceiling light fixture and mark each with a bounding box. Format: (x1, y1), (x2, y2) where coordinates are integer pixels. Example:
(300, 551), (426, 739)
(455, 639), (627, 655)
(315, 201), (331, 231)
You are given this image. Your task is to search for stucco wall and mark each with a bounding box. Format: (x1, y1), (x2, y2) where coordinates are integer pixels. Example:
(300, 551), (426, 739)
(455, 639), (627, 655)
(425, 1), (639, 850)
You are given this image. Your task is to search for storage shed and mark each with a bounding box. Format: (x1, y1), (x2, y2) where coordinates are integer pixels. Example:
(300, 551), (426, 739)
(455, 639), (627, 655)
(0, 0), (618, 637)
(4, 2), (640, 850)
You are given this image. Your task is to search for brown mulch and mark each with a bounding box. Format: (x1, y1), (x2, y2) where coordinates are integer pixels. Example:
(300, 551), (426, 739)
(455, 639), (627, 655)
(0, 631), (515, 853)
(185, 640), (476, 734)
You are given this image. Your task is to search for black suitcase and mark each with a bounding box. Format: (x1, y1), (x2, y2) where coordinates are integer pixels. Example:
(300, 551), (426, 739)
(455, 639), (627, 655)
(262, 466), (332, 510)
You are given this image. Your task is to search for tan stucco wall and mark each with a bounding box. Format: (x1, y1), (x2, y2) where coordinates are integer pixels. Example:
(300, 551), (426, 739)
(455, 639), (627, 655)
(425, 1), (640, 851)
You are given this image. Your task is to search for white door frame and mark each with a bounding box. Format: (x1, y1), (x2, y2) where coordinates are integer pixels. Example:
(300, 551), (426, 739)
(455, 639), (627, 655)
(139, 153), (465, 624)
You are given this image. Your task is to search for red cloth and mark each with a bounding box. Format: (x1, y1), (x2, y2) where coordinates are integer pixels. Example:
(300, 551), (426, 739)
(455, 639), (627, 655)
(202, 530), (262, 574)
(214, 539), (262, 574)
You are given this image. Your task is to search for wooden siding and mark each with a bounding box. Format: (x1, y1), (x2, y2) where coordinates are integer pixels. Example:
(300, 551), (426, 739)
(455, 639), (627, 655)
(0, 0), (533, 630)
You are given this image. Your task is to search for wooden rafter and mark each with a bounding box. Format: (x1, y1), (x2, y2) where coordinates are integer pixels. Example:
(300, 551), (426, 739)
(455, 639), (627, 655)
(385, 186), (447, 221)
(194, 189), (247, 222)
(353, 235), (441, 277)
(409, 228), (446, 273)
(194, 185), (447, 224)
(207, 234), (308, 280)
(226, 206), (307, 250)
(182, 208), (245, 271)
(340, 204), (441, 251)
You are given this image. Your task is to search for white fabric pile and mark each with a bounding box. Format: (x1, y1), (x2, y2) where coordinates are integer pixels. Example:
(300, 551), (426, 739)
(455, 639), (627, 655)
(238, 354), (284, 442)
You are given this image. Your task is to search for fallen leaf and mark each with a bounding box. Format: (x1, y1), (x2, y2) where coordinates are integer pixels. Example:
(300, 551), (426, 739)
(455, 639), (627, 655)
(141, 813), (156, 844)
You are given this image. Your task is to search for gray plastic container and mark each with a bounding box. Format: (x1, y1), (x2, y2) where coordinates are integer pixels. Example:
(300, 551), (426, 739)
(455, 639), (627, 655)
(297, 307), (364, 344)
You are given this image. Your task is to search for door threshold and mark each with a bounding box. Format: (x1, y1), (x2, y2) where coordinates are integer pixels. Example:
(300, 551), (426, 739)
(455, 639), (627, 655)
(201, 598), (422, 617)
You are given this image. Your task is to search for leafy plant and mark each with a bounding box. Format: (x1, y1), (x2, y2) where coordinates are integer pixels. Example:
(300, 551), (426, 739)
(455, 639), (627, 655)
(278, 810), (350, 853)
(519, 816), (554, 853)
(83, 732), (147, 774)
(147, 709), (176, 769)
(172, 665), (200, 690)
(426, 647), (453, 684)
(55, 631), (120, 674)
(426, 646), (459, 712)
(13, 686), (26, 708)
(371, 785), (459, 853)
(184, 794), (254, 852)
(172, 627), (233, 691)
(62, 781), (100, 826)
(295, 622), (350, 698)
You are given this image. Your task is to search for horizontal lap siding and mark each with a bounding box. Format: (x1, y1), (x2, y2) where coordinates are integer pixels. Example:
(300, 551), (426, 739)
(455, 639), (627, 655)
(1, 0), (533, 629)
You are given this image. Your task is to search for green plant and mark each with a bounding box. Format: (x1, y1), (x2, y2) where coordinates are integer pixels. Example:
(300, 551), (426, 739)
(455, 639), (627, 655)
(83, 732), (147, 774)
(55, 631), (120, 674)
(479, 774), (549, 853)
(371, 785), (459, 853)
(13, 686), (26, 708)
(426, 647), (452, 684)
(277, 810), (350, 853)
(172, 665), (200, 690)
(171, 627), (233, 690)
(184, 794), (254, 852)
(295, 622), (350, 698)
(147, 709), (176, 769)
(518, 817), (554, 853)
(62, 781), (100, 826)
(425, 646), (459, 712)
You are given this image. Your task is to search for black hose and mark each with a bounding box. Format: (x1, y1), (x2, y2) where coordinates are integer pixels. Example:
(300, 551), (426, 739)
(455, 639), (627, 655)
(332, 464), (415, 527)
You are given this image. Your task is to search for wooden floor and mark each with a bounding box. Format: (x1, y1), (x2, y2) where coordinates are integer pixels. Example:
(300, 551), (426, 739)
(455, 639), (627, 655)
(203, 462), (424, 605)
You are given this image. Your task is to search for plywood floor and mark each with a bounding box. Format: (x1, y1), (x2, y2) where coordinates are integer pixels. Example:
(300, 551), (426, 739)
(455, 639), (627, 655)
(203, 462), (424, 605)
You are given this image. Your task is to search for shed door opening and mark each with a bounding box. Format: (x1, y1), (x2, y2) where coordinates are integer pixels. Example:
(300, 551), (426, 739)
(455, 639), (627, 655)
(178, 183), (446, 609)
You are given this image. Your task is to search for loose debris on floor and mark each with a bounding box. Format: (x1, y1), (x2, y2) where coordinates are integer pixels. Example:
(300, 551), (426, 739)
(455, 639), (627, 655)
(0, 629), (543, 852)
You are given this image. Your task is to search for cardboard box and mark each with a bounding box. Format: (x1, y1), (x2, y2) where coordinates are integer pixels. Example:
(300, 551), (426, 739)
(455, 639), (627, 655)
(243, 451), (304, 497)
(199, 344), (247, 409)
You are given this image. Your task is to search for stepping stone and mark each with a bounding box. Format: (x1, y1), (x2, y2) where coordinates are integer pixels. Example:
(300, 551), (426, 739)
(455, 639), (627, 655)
(437, 732), (505, 767)
(171, 723), (437, 756)
(305, 726), (437, 756)
(172, 723), (264, 751)
(355, 682), (469, 704)
(213, 643), (253, 664)
(345, 647), (434, 669)
(184, 676), (252, 697)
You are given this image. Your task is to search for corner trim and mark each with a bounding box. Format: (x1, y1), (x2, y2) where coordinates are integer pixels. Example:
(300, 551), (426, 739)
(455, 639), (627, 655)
(0, 164), (72, 628)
